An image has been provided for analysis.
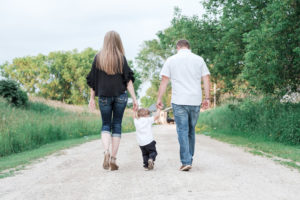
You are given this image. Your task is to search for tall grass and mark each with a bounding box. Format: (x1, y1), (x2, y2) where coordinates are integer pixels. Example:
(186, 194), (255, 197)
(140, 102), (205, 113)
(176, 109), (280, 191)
(0, 98), (100, 156)
(197, 98), (300, 145)
(0, 98), (136, 157)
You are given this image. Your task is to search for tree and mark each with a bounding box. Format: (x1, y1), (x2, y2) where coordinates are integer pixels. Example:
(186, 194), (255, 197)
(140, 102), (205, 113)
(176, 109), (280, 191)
(204, 0), (300, 95)
(140, 75), (171, 108)
(243, 0), (300, 95)
(136, 1), (300, 103)
(1, 48), (97, 104)
(128, 60), (142, 98)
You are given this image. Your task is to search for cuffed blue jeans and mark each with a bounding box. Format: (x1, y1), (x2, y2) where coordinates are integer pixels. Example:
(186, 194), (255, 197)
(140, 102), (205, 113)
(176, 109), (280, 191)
(172, 103), (200, 165)
(98, 93), (128, 137)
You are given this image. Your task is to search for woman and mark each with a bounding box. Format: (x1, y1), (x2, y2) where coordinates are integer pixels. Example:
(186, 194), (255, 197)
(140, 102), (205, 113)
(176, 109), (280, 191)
(86, 31), (138, 171)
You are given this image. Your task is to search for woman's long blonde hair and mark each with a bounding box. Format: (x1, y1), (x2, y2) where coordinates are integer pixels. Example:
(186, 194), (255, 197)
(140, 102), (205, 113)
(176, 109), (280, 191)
(96, 31), (124, 75)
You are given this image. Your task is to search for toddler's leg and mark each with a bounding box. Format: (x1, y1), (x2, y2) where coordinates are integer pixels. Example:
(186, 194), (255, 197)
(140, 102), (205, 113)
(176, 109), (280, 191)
(148, 141), (158, 161)
(140, 146), (149, 168)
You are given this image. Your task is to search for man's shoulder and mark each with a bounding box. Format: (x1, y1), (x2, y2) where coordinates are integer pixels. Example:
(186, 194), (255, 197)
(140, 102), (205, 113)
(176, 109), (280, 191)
(166, 52), (205, 64)
(189, 52), (204, 61)
(166, 54), (178, 62)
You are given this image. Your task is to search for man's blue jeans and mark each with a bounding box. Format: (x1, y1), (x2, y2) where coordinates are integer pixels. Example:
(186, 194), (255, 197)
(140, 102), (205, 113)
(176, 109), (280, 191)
(172, 103), (201, 165)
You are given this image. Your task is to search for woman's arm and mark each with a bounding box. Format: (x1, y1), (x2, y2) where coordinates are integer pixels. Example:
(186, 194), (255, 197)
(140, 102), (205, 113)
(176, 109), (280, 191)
(132, 109), (137, 119)
(127, 80), (138, 111)
(88, 88), (96, 110)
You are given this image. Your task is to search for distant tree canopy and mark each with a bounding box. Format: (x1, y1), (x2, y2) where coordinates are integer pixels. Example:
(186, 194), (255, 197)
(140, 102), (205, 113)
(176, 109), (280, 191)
(136, 0), (300, 108)
(0, 48), (142, 104)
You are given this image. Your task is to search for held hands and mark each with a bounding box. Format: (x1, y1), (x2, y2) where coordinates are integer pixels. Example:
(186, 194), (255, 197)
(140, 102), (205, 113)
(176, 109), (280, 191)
(132, 99), (139, 111)
(156, 99), (164, 110)
(202, 99), (211, 110)
(88, 98), (96, 111)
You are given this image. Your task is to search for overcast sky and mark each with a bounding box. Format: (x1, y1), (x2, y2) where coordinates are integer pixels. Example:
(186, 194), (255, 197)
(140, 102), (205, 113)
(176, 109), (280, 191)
(0, 0), (205, 65)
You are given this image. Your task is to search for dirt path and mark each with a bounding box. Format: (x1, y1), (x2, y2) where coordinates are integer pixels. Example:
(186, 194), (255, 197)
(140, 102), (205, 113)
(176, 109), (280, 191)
(1, 125), (300, 200)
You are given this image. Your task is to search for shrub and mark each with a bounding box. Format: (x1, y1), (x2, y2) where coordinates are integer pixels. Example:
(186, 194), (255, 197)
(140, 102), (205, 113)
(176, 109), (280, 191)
(0, 79), (28, 106)
(197, 98), (300, 145)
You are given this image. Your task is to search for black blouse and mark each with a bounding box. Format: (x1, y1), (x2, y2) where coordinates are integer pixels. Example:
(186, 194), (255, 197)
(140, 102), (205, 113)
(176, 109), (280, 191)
(86, 55), (135, 97)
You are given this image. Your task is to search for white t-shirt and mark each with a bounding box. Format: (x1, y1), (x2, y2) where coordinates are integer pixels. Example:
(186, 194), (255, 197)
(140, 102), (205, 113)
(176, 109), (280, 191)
(160, 49), (210, 106)
(133, 116), (154, 146)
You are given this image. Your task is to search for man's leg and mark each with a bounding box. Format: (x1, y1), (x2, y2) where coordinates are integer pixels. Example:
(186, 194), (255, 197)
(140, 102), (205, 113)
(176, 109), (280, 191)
(172, 104), (192, 166)
(187, 105), (200, 164)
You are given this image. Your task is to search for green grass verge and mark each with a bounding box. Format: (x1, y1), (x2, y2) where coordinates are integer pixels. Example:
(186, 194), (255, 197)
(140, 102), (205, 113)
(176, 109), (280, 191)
(0, 97), (136, 157)
(197, 98), (300, 145)
(0, 98), (101, 156)
(0, 135), (100, 178)
(196, 98), (300, 171)
(198, 130), (300, 171)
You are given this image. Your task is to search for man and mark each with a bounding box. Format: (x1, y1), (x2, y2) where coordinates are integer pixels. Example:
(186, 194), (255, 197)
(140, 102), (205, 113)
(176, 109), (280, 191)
(156, 39), (211, 171)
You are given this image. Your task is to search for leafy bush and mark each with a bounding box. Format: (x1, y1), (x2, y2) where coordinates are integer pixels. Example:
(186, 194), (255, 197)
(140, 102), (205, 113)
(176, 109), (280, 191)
(0, 79), (28, 106)
(197, 98), (300, 145)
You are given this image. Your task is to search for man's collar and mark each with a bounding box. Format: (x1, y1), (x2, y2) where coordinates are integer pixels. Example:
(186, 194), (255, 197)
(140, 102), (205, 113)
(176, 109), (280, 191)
(177, 48), (191, 53)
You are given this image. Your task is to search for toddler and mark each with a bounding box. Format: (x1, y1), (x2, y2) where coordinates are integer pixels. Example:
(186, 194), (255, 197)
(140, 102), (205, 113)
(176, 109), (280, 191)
(133, 108), (160, 170)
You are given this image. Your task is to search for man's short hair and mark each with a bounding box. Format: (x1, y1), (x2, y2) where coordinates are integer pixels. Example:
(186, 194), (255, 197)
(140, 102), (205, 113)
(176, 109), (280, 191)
(176, 40), (190, 49)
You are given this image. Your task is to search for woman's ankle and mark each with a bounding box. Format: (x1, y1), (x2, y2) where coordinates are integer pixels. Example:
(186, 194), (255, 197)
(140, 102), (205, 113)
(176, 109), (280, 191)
(104, 149), (110, 154)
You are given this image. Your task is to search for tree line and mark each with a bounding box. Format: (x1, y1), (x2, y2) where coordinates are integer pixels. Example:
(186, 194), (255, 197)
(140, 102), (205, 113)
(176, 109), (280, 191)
(136, 0), (299, 107)
(0, 48), (141, 104)
(1, 0), (298, 106)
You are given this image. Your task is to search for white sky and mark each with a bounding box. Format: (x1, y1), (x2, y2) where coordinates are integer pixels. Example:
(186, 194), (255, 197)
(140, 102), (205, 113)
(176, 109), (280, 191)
(0, 0), (205, 64)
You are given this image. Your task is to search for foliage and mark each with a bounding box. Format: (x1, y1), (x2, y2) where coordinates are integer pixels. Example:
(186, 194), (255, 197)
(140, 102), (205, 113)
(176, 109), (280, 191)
(197, 98), (300, 145)
(136, 1), (300, 102)
(0, 79), (28, 107)
(204, 0), (300, 94)
(242, 0), (300, 95)
(0, 48), (97, 104)
(140, 75), (172, 108)
(0, 48), (142, 104)
(128, 60), (142, 98)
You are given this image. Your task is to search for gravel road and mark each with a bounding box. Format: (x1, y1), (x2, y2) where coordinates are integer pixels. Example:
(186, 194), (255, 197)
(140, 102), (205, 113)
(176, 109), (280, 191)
(1, 125), (300, 200)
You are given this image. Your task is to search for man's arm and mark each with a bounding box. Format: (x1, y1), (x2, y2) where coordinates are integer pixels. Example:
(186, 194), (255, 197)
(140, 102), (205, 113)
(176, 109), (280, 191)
(202, 75), (211, 110)
(156, 76), (170, 109)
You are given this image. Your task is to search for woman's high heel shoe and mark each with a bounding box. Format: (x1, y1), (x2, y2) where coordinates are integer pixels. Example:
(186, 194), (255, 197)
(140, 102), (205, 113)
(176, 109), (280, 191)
(110, 157), (119, 171)
(103, 150), (110, 170)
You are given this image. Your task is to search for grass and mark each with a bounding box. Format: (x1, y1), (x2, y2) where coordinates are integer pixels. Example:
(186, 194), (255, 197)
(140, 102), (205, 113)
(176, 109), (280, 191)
(0, 135), (100, 178)
(196, 127), (300, 171)
(197, 97), (300, 145)
(0, 97), (136, 157)
(0, 97), (136, 177)
(0, 98), (101, 156)
(196, 98), (300, 171)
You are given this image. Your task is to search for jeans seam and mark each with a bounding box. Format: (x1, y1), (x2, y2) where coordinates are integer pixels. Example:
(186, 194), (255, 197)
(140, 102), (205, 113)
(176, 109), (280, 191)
(112, 133), (121, 138)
